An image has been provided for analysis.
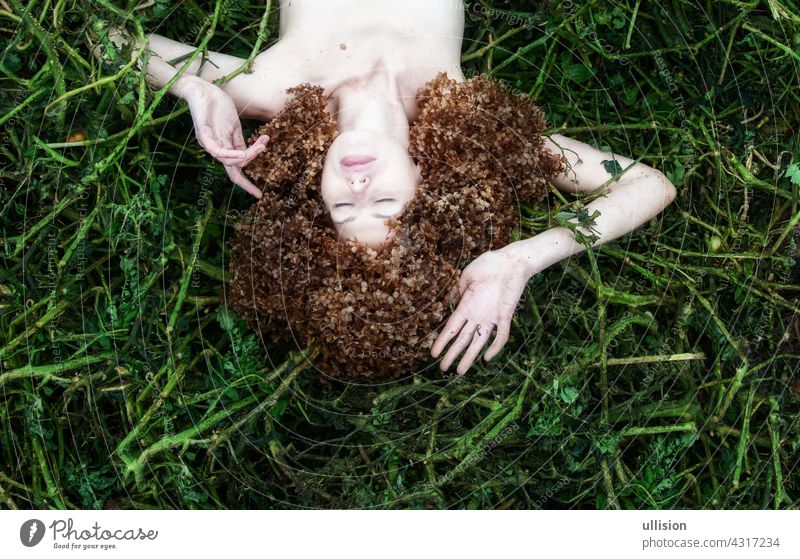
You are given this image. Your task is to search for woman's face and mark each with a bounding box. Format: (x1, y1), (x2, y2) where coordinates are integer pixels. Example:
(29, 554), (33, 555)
(321, 130), (420, 248)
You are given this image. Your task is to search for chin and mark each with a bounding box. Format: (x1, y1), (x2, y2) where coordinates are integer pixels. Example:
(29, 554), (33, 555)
(333, 129), (402, 156)
(331, 130), (373, 150)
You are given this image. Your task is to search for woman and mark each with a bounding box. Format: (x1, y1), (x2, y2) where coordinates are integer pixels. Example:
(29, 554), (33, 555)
(108, 0), (676, 378)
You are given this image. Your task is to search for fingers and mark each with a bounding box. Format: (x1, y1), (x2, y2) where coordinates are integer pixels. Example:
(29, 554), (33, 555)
(207, 146), (264, 167)
(196, 123), (266, 200)
(431, 312), (467, 358)
(439, 322), (478, 372)
(232, 128), (268, 154)
(232, 126), (247, 150)
(225, 165), (262, 199)
(240, 137), (269, 166)
(196, 124), (219, 151)
(214, 154), (250, 167)
(484, 318), (511, 362)
(208, 140), (268, 168)
(211, 146), (259, 161)
(456, 323), (494, 375)
(253, 134), (270, 148)
(197, 125), (261, 162)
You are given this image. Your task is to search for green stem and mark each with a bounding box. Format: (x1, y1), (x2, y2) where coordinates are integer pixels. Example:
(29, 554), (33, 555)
(606, 352), (705, 366)
(768, 397), (786, 509)
(621, 422), (697, 437)
(9, 188), (85, 258)
(0, 299), (72, 360)
(732, 388), (755, 489)
(0, 352), (114, 387)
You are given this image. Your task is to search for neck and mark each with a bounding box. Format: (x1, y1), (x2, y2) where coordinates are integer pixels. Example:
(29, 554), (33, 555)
(334, 66), (410, 145)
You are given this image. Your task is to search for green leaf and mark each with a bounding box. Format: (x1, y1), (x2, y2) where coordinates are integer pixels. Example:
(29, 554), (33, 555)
(565, 63), (595, 83)
(271, 398), (289, 420)
(560, 386), (580, 405)
(784, 163), (800, 186)
(595, 9), (612, 25)
(5, 52), (21, 72)
(602, 159), (623, 176)
(623, 87), (638, 105)
(610, 7), (627, 29)
(666, 160), (685, 187)
(594, 432), (620, 454)
(217, 307), (237, 333)
(154, 0), (171, 18)
(119, 91), (135, 106)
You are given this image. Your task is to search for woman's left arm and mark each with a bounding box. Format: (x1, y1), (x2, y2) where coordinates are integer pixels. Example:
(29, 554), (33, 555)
(431, 133), (678, 374)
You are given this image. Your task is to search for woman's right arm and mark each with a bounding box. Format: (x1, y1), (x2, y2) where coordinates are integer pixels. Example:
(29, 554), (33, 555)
(96, 29), (294, 197)
(138, 32), (300, 120)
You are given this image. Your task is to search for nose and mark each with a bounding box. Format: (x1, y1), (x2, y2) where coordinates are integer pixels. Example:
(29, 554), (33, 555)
(347, 174), (369, 194)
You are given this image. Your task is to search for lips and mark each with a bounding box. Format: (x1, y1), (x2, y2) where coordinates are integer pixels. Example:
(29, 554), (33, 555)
(341, 155), (376, 171)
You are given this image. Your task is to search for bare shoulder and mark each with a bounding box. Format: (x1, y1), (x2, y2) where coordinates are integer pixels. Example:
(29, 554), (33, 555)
(221, 37), (314, 120)
(542, 133), (666, 194)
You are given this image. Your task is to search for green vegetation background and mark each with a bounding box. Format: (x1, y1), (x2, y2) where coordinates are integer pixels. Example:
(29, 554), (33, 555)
(1, 0), (799, 509)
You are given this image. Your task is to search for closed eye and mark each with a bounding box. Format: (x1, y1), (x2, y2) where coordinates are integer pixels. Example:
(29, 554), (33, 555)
(375, 198), (396, 203)
(334, 203), (353, 208)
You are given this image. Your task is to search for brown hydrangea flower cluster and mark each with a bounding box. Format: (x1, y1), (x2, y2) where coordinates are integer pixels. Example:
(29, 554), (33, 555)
(222, 72), (566, 380)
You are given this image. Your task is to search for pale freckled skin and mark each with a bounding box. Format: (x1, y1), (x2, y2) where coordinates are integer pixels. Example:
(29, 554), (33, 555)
(107, 0), (677, 375)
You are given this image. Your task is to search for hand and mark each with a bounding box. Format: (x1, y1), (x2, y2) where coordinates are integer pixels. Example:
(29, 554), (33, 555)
(183, 77), (269, 198)
(431, 248), (532, 375)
